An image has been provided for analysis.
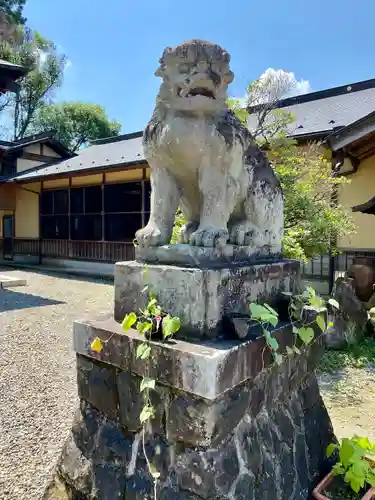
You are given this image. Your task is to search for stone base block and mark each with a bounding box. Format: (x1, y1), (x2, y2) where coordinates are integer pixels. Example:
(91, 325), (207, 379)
(46, 315), (336, 500)
(115, 259), (300, 337)
(0, 275), (27, 288)
(135, 243), (282, 268)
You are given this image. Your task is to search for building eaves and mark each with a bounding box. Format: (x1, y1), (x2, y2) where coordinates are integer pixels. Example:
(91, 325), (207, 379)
(0, 58), (27, 79)
(8, 132), (146, 182)
(327, 111), (375, 151)
(4, 131), (75, 159)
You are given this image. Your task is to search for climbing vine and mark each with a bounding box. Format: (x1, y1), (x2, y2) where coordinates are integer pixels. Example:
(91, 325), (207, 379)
(92, 288), (180, 497)
(249, 286), (340, 364)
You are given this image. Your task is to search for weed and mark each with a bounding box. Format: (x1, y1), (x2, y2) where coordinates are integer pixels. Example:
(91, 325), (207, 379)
(319, 338), (375, 374)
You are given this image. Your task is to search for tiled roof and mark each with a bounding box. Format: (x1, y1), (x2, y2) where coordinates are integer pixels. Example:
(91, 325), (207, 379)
(0, 131), (73, 158)
(11, 131), (145, 181)
(247, 78), (375, 138)
(0, 58), (27, 78)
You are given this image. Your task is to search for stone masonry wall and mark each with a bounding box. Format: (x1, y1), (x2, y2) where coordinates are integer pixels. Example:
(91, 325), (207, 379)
(45, 324), (335, 500)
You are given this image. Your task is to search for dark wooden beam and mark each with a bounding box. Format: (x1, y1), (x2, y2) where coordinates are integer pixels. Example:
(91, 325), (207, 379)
(20, 152), (59, 163)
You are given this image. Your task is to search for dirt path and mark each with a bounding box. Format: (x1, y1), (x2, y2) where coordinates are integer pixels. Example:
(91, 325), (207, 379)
(319, 367), (375, 441)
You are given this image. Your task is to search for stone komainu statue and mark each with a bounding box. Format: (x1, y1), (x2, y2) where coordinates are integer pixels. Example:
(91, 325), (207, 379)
(136, 39), (283, 251)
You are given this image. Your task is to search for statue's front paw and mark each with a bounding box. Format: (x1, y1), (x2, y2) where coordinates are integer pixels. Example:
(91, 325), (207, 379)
(180, 221), (199, 244)
(189, 226), (229, 248)
(135, 224), (170, 247)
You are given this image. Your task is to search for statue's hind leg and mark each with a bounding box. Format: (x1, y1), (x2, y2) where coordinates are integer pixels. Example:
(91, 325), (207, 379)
(229, 183), (283, 252)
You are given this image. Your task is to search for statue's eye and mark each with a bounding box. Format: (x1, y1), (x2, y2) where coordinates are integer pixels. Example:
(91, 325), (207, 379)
(179, 64), (189, 74)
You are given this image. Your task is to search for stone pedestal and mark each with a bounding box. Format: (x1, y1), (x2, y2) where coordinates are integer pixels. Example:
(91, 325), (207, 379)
(45, 315), (335, 500)
(115, 246), (300, 338)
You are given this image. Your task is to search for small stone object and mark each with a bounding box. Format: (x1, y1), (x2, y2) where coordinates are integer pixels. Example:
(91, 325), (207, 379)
(326, 277), (368, 348)
(347, 261), (375, 302)
(135, 39), (283, 252)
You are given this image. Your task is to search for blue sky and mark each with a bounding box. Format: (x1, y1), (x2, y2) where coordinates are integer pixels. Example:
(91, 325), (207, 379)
(25, 0), (375, 134)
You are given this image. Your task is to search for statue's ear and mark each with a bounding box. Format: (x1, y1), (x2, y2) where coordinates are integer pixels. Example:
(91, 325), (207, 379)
(223, 70), (234, 84)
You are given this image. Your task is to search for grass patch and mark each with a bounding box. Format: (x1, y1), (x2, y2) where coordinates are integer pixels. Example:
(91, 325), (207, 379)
(319, 338), (375, 374)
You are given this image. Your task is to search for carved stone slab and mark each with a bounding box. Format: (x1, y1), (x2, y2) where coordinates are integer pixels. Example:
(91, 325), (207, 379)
(114, 259), (300, 338)
(135, 243), (282, 269)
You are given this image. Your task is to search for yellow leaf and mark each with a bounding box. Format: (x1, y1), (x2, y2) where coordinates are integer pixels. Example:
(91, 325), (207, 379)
(91, 337), (103, 353)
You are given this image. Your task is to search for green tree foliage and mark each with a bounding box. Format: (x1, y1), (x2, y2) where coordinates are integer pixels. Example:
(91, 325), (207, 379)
(227, 74), (355, 262)
(0, 28), (66, 139)
(32, 102), (121, 151)
(0, 0), (26, 25)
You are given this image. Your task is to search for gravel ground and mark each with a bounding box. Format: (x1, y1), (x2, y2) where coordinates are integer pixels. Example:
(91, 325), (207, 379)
(1, 267), (374, 499)
(0, 268), (113, 500)
(319, 366), (375, 442)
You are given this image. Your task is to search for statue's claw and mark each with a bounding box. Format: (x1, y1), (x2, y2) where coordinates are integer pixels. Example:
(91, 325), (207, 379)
(180, 221), (199, 244)
(135, 224), (170, 247)
(189, 227), (228, 248)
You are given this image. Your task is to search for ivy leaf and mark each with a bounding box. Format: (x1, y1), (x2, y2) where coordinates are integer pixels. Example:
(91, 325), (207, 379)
(316, 314), (326, 332)
(332, 463), (345, 475)
(328, 298), (340, 310)
(264, 304), (278, 316)
(367, 472), (375, 487)
(250, 303), (278, 327)
(137, 321), (152, 335)
(340, 439), (356, 468)
(274, 353), (283, 365)
(140, 404), (155, 423)
(90, 337), (103, 353)
(297, 327), (314, 345)
(267, 336), (279, 352)
(306, 286), (316, 298)
(121, 312), (137, 332)
(140, 377), (156, 393)
(136, 343), (151, 360)
(326, 443), (338, 458)
(293, 346), (301, 355)
(345, 469), (363, 493)
(286, 346), (294, 355)
(162, 315), (181, 339)
(249, 303), (269, 319)
(147, 298), (157, 309)
(353, 436), (372, 450)
(149, 464), (161, 479)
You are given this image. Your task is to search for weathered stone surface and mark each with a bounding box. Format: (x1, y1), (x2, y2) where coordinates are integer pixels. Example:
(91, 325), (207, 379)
(167, 382), (250, 447)
(135, 244), (282, 268)
(76, 355), (119, 420)
(73, 315), (318, 400)
(114, 259), (300, 337)
(117, 371), (169, 433)
(0, 274), (27, 288)
(50, 337), (335, 500)
(326, 277), (368, 348)
(92, 463), (127, 500)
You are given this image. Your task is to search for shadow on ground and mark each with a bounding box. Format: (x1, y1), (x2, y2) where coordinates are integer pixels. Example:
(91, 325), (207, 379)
(0, 265), (113, 285)
(0, 288), (65, 313)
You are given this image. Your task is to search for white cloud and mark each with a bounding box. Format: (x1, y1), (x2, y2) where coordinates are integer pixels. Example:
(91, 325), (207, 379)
(260, 68), (311, 98)
(232, 68), (312, 106)
(64, 59), (73, 71)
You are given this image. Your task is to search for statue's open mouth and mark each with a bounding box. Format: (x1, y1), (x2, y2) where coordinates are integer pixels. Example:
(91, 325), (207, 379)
(177, 86), (216, 100)
(186, 88), (215, 99)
